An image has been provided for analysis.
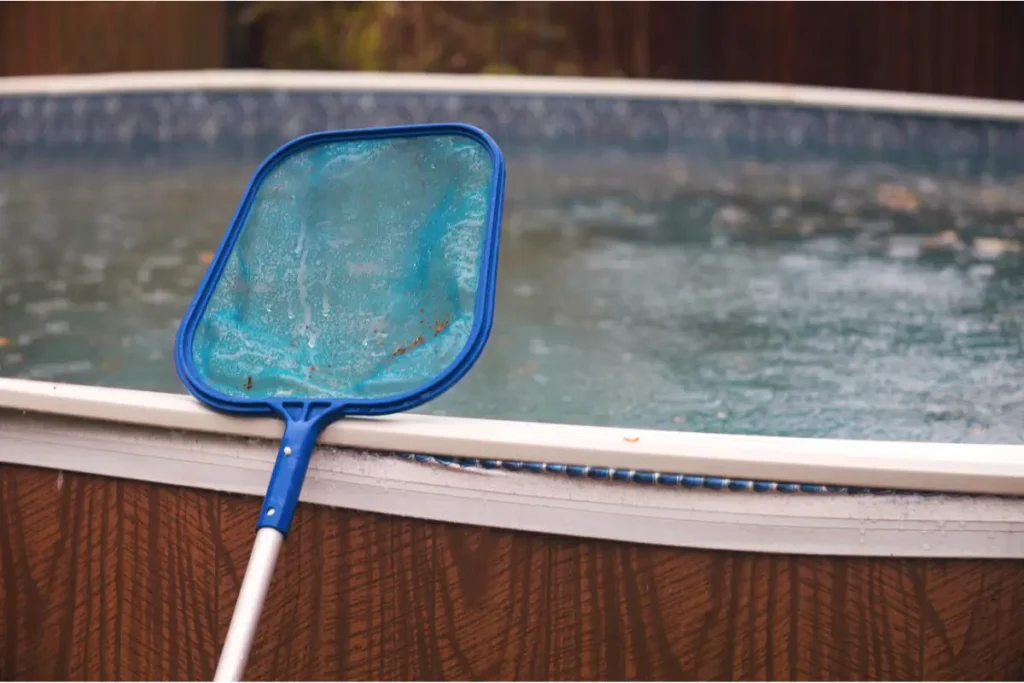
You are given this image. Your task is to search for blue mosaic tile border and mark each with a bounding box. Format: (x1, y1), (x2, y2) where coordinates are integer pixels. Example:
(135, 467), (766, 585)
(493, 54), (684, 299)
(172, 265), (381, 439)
(3, 89), (1024, 175)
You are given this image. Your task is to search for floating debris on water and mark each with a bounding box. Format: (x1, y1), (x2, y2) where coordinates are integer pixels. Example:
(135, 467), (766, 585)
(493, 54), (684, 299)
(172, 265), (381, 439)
(876, 183), (920, 213)
(921, 230), (965, 254)
(972, 237), (1021, 261)
(711, 205), (753, 234)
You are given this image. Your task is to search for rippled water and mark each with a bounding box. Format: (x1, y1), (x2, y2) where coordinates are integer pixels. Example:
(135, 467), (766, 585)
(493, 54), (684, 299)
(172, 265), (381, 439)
(2, 155), (1023, 443)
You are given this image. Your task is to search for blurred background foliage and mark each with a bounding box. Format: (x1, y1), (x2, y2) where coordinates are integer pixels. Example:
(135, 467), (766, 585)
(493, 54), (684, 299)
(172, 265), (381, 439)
(241, 1), (657, 77)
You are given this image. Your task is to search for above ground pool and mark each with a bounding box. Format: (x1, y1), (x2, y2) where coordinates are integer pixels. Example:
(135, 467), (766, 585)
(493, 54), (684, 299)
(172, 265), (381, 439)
(3, 74), (1024, 444)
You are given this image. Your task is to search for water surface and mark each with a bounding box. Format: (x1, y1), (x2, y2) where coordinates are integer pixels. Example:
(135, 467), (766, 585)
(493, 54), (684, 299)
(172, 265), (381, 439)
(2, 154), (1023, 443)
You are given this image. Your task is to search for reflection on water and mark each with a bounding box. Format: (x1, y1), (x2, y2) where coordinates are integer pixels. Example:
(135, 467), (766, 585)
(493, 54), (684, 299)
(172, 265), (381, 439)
(1, 157), (1023, 443)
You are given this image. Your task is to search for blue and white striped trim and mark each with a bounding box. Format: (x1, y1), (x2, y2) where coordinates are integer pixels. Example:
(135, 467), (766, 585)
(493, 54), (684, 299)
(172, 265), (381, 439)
(391, 453), (924, 495)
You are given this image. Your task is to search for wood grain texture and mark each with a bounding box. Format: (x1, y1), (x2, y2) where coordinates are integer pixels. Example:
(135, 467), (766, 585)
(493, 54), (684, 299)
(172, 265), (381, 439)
(702, 1), (1024, 101)
(0, 1), (226, 77)
(2, 463), (1023, 681)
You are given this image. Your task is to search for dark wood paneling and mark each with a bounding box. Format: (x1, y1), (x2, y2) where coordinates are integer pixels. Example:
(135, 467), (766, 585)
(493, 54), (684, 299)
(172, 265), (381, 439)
(2, 463), (1023, 681)
(704, 1), (1024, 100)
(0, 1), (226, 77)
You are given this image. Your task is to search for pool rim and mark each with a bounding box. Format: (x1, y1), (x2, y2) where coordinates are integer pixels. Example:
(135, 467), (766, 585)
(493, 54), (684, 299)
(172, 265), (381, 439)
(3, 69), (1024, 123)
(3, 386), (1024, 560)
(1, 71), (1023, 501)
(1, 378), (1022, 499)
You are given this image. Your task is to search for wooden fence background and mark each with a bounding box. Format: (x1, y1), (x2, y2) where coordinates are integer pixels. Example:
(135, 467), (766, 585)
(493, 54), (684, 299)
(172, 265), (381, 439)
(0, 1), (1023, 100)
(0, 2), (226, 76)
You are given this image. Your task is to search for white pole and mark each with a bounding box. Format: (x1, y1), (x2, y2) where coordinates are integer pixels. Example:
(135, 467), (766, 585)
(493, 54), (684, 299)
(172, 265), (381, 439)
(214, 527), (285, 682)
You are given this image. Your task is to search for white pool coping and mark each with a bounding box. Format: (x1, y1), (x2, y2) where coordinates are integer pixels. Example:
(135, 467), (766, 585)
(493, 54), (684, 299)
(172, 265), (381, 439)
(2, 72), (1024, 558)
(1, 381), (1023, 560)
(1, 378), (1023, 498)
(3, 69), (1024, 122)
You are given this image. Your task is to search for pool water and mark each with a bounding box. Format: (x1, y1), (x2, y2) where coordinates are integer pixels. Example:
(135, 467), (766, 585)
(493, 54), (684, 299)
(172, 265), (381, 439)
(2, 153), (1023, 443)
